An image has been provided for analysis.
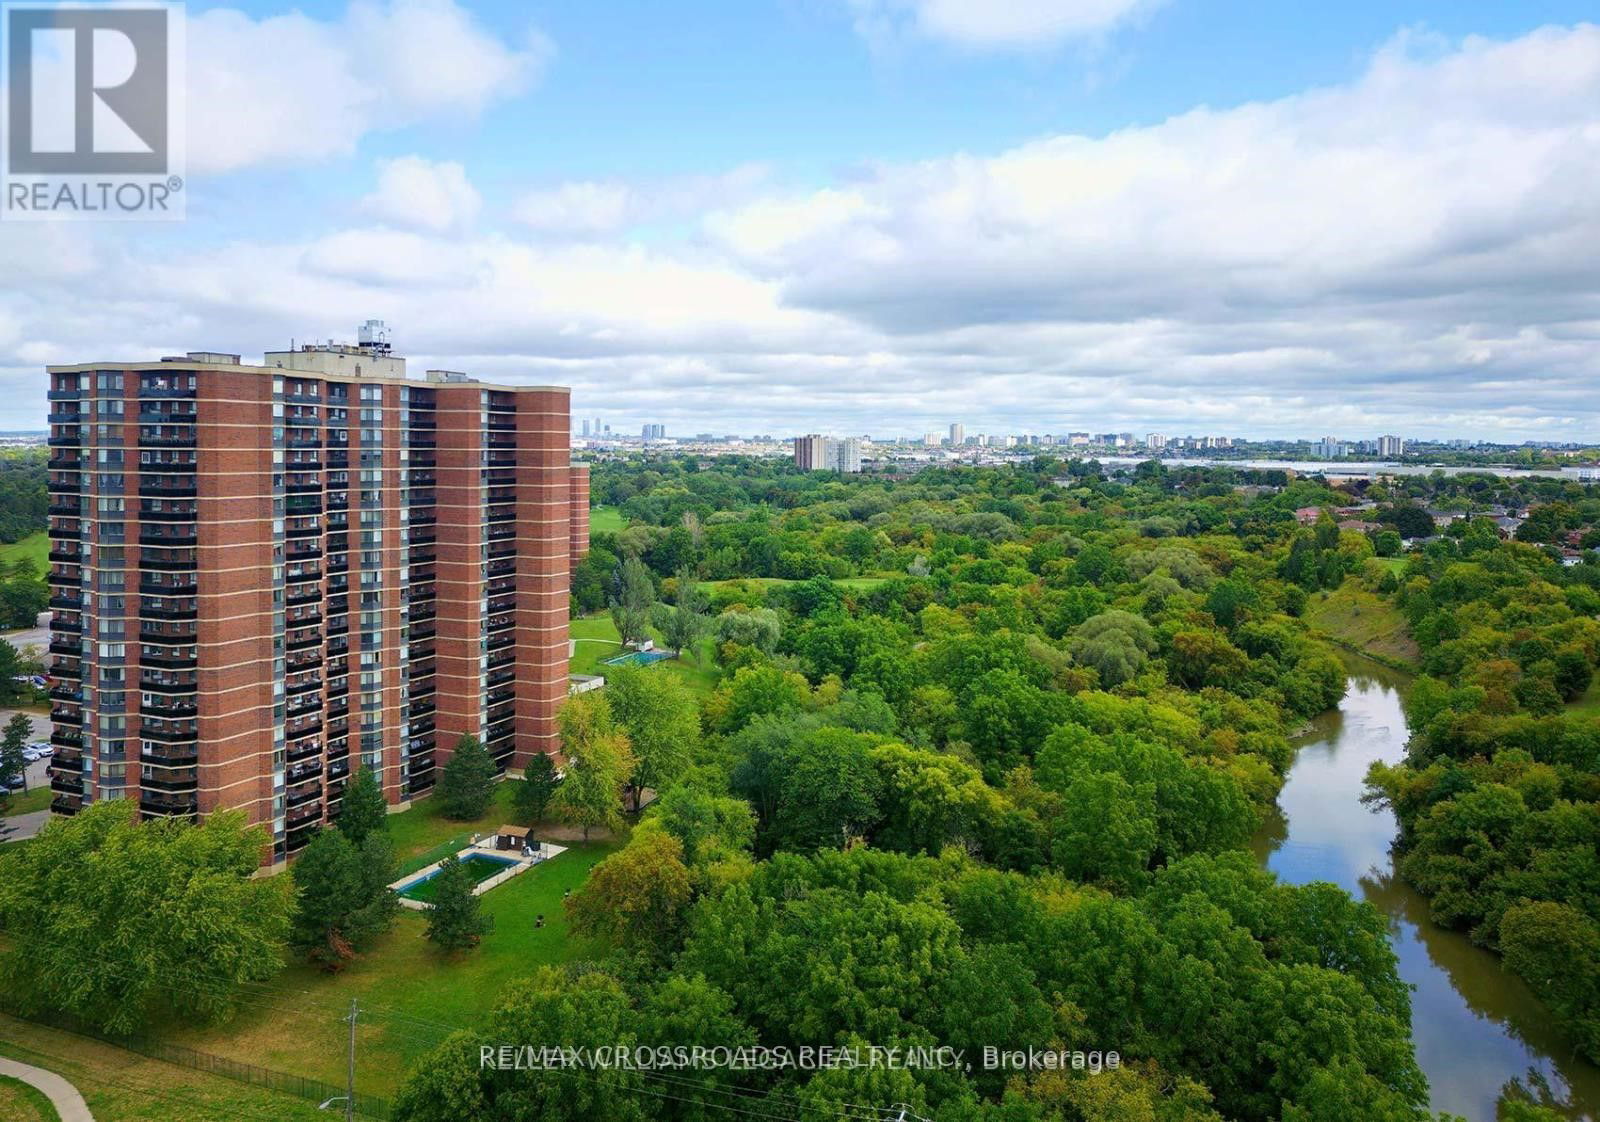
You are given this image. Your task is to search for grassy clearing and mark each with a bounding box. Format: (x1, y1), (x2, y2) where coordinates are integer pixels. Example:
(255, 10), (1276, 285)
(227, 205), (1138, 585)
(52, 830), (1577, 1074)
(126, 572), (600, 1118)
(0, 532), (48, 574)
(0, 1074), (58, 1122)
(589, 506), (625, 533)
(388, 781), (523, 866)
(0, 1016), (332, 1122)
(3, 786), (51, 817)
(164, 837), (620, 1097)
(570, 613), (721, 696)
(1568, 677), (1600, 716)
(1305, 580), (1420, 668)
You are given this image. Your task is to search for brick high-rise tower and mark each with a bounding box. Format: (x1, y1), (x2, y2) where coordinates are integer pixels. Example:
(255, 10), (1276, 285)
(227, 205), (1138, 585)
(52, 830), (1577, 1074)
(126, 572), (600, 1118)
(44, 329), (588, 866)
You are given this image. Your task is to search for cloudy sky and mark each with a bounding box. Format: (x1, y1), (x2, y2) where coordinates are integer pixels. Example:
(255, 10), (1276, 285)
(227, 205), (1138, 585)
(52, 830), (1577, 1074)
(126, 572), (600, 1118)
(4, 0), (1600, 442)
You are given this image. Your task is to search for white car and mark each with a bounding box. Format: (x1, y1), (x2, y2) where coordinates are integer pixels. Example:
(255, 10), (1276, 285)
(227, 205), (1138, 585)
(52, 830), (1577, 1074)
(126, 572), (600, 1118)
(21, 743), (51, 762)
(29, 742), (53, 758)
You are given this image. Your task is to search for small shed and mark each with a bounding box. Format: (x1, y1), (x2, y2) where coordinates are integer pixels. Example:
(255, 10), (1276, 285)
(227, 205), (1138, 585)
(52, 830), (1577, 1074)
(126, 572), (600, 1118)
(494, 825), (530, 851)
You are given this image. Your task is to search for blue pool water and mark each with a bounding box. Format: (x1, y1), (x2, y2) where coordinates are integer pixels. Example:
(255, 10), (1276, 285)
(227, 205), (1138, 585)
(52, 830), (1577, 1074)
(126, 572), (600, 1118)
(602, 650), (674, 667)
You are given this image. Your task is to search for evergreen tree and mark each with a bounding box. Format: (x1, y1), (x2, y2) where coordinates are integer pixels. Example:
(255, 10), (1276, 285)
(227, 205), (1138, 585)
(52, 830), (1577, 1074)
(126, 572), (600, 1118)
(513, 751), (559, 825)
(609, 556), (654, 646)
(425, 857), (490, 952)
(336, 765), (388, 844)
(289, 828), (399, 971)
(438, 734), (497, 820)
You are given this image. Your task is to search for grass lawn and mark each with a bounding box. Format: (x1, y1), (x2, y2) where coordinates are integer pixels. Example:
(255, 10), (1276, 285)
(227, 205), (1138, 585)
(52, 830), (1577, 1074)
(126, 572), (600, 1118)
(0, 1073), (58, 1122)
(708, 575), (891, 593)
(1568, 676), (1600, 716)
(1305, 581), (1420, 668)
(164, 835), (621, 1098)
(589, 506), (625, 533)
(0, 1016), (333, 1122)
(3, 786), (51, 817)
(388, 781), (526, 869)
(570, 613), (720, 696)
(0, 532), (48, 574)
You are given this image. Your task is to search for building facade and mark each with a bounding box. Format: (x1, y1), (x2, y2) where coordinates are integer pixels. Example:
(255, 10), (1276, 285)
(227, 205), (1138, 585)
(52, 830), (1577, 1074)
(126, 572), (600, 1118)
(793, 433), (828, 471)
(44, 337), (586, 865)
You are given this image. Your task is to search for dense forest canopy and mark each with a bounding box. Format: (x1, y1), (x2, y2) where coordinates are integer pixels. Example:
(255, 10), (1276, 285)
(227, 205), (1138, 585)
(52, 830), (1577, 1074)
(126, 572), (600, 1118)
(402, 454), (1599, 1122)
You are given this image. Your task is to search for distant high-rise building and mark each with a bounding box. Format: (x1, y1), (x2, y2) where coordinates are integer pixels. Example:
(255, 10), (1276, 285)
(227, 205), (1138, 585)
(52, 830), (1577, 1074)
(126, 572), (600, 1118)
(581, 419), (591, 437)
(948, 423), (964, 446)
(1313, 435), (1346, 459)
(830, 438), (862, 473)
(1147, 433), (1167, 450)
(641, 423), (666, 441)
(794, 433), (828, 471)
(1377, 435), (1404, 458)
(923, 433), (941, 447)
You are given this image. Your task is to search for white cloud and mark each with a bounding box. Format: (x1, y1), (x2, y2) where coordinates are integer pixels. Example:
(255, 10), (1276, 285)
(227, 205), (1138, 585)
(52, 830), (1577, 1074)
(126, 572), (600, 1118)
(188, 0), (547, 174)
(849, 0), (1157, 50)
(5, 25), (1600, 444)
(511, 182), (634, 237)
(362, 157), (481, 232)
(510, 165), (771, 239)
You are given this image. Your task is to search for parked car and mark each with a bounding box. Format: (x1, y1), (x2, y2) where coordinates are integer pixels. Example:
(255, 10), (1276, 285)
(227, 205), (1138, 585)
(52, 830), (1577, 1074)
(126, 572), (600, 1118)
(29, 742), (52, 757)
(2, 775), (24, 792)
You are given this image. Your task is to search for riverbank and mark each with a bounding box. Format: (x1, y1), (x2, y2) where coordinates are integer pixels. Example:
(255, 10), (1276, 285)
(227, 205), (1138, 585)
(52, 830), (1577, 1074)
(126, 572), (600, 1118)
(1256, 657), (1600, 1120)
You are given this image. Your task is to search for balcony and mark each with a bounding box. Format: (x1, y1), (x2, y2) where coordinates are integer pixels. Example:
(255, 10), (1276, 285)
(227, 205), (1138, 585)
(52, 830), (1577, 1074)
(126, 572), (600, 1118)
(140, 768), (198, 791)
(139, 529), (197, 547)
(139, 625), (198, 644)
(50, 707), (82, 725)
(139, 675), (196, 693)
(48, 683), (81, 703)
(286, 781), (322, 808)
(287, 760), (323, 784)
(286, 738), (322, 763)
(49, 637), (83, 658)
(138, 482), (197, 498)
(141, 724), (198, 744)
(141, 649), (197, 670)
(140, 699), (198, 720)
(286, 800), (323, 827)
(49, 773), (84, 795)
(140, 793), (199, 818)
(140, 578), (197, 596)
(50, 794), (83, 815)
(142, 743), (198, 766)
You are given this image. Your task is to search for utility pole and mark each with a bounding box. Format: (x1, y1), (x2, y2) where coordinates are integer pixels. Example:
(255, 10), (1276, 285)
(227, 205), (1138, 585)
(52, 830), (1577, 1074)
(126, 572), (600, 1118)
(344, 998), (358, 1122)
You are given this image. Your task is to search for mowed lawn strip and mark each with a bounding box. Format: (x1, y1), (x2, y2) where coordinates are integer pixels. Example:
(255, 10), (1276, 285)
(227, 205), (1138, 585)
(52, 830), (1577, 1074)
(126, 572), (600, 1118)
(0, 1016), (334, 1122)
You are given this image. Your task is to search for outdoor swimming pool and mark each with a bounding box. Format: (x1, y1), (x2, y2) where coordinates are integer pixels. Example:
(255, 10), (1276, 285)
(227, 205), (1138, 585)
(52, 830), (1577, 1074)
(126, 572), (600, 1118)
(396, 853), (521, 902)
(602, 649), (674, 667)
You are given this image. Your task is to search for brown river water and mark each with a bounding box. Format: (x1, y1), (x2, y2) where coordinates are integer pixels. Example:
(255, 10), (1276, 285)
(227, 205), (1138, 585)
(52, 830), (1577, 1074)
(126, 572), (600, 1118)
(1250, 655), (1600, 1120)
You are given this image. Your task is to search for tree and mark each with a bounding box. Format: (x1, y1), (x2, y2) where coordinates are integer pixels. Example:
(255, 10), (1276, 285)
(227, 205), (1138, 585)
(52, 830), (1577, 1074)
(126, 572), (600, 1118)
(0, 712), (29, 806)
(713, 607), (781, 653)
(663, 565), (710, 660)
(605, 665), (698, 811)
(565, 827), (692, 954)
(290, 828), (400, 970)
(610, 555), (655, 647)
(1069, 610), (1158, 687)
(0, 802), (292, 1033)
(425, 857), (492, 952)
(550, 693), (635, 840)
(336, 765), (387, 845)
(1501, 901), (1600, 1060)
(513, 752), (559, 824)
(652, 786), (756, 865)
(438, 734), (497, 820)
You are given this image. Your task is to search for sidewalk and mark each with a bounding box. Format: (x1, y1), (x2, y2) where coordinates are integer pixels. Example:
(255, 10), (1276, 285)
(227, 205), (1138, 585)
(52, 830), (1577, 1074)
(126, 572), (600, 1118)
(0, 1055), (95, 1121)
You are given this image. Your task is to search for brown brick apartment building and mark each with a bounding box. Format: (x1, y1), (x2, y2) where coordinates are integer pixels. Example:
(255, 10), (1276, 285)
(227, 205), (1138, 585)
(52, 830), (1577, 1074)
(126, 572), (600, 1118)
(44, 330), (588, 865)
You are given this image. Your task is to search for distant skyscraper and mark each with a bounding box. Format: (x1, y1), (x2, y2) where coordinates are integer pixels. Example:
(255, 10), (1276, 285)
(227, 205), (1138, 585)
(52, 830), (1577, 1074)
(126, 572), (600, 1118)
(794, 434), (827, 470)
(831, 437), (862, 473)
(1147, 433), (1167, 450)
(923, 433), (940, 447)
(1377, 434), (1404, 457)
(641, 423), (666, 441)
(949, 423), (964, 446)
(581, 419), (591, 437)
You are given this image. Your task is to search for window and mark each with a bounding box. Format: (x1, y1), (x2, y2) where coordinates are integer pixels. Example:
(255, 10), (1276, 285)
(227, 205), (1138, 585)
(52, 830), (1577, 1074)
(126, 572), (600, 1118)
(97, 642), (126, 659)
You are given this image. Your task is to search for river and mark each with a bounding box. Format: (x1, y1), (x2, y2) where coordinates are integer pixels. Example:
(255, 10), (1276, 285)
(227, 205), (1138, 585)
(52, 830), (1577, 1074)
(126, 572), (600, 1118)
(1252, 656), (1600, 1120)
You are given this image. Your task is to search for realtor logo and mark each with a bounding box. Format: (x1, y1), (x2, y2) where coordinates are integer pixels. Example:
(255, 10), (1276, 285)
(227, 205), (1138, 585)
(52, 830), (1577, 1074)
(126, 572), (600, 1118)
(2, 1), (186, 220)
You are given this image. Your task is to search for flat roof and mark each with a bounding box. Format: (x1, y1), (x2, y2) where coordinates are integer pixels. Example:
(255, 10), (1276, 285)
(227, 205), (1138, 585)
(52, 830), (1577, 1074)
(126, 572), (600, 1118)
(46, 357), (568, 394)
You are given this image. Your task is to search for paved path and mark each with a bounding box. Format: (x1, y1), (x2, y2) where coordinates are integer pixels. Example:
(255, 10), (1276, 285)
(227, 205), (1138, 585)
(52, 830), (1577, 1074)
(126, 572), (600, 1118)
(0, 1055), (95, 1121)
(0, 809), (50, 842)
